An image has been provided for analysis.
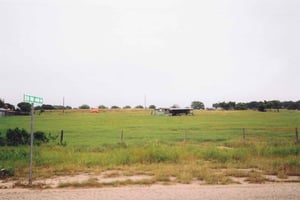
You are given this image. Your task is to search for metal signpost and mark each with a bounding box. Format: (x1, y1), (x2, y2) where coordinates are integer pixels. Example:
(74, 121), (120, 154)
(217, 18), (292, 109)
(24, 94), (43, 185)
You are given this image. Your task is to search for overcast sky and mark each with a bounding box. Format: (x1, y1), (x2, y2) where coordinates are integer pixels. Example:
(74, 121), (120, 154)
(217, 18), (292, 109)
(1, 0), (299, 108)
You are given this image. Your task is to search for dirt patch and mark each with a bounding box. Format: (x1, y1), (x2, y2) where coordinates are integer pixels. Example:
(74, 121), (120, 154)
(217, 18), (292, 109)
(1, 169), (299, 189)
(0, 171), (153, 189)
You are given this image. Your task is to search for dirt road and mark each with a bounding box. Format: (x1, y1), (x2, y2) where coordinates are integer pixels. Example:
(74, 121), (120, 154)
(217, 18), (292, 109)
(1, 183), (300, 200)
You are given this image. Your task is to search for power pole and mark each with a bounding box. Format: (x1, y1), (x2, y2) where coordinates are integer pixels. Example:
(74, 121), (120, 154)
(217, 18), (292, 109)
(144, 95), (147, 109)
(63, 96), (65, 113)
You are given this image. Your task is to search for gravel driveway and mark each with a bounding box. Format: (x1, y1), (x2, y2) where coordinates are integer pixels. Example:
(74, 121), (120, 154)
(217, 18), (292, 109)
(1, 183), (300, 200)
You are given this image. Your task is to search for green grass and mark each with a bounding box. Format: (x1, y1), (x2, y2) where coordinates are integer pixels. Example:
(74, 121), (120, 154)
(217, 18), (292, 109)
(0, 109), (299, 185)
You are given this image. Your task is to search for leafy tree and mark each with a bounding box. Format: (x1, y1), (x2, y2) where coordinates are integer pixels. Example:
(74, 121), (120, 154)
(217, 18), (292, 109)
(171, 104), (180, 108)
(135, 105), (144, 109)
(65, 106), (72, 109)
(149, 105), (156, 109)
(257, 102), (266, 112)
(282, 101), (293, 109)
(17, 102), (32, 112)
(98, 105), (107, 109)
(111, 105), (120, 109)
(79, 104), (90, 109)
(4, 103), (15, 110)
(42, 104), (55, 110)
(53, 105), (64, 110)
(285, 101), (300, 110)
(0, 99), (4, 108)
(247, 101), (259, 110)
(123, 105), (131, 109)
(212, 103), (220, 109)
(236, 103), (247, 110)
(191, 101), (205, 110)
(270, 100), (281, 112)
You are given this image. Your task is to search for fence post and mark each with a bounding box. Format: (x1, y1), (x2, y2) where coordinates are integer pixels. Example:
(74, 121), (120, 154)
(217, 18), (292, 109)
(60, 130), (64, 145)
(242, 128), (246, 144)
(120, 129), (124, 143)
(296, 127), (299, 144)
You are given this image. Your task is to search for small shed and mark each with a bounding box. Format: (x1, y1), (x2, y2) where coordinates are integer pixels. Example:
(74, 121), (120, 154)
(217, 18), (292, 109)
(0, 108), (7, 117)
(154, 108), (193, 116)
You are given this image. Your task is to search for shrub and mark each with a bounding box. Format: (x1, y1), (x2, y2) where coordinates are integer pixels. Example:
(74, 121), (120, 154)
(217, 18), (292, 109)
(4, 128), (50, 146)
(0, 168), (14, 179)
(0, 132), (5, 146)
(34, 131), (49, 145)
(6, 128), (30, 146)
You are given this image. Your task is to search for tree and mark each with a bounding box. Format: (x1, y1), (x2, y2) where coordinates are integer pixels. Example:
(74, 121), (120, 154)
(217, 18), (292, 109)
(123, 105), (131, 109)
(235, 103), (247, 110)
(191, 101), (205, 110)
(17, 102), (31, 112)
(98, 105), (107, 109)
(4, 103), (15, 110)
(270, 100), (281, 112)
(171, 104), (180, 108)
(135, 105), (144, 109)
(0, 99), (4, 108)
(42, 104), (55, 110)
(257, 102), (266, 112)
(149, 105), (156, 109)
(111, 105), (120, 109)
(247, 101), (259, 110)
(212, 103), (220, 109)
(79, 104), (90, 109)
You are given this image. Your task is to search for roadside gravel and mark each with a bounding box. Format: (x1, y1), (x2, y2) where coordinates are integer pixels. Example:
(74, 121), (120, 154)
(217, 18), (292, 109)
(1, 183), (300, 200)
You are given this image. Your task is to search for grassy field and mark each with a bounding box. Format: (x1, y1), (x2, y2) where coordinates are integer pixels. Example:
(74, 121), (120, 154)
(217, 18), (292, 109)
(0, 109), (299, 185)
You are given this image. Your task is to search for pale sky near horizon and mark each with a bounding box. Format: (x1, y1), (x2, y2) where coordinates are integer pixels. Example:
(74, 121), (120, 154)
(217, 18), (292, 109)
(1, 0), (299, 108)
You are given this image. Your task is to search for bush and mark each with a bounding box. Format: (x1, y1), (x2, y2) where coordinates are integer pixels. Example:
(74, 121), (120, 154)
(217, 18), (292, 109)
(0, 168), (14, 179)
(34, 131), (49, 145)
(6, 128), (30, 146)
(4, 128), (50, 146)
(0, 132), (5, 146)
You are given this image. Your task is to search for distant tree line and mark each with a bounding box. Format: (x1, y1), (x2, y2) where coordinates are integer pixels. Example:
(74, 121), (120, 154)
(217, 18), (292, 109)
(212, 100), (300, 112)
(1, 98), (300, 113)
(0, 99), (73, 114)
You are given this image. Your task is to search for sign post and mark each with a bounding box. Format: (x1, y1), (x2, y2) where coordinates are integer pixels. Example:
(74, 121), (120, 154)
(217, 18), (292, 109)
(24, 94), (43, 185)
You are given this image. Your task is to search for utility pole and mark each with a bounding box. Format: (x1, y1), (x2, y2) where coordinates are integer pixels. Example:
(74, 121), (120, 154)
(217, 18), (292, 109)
(63, 96), (65, 113)
(144, 95), (147, 109)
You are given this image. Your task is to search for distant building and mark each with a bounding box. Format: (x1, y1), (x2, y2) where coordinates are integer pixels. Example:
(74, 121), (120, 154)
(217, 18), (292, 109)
(153, 108), (193, 116)
(0, 108), (8, 117)
(0, 108), (17, 117)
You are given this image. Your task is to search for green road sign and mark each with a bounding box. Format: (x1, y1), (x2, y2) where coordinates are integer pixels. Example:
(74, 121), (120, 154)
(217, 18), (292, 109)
(24, 94), (43, 104)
